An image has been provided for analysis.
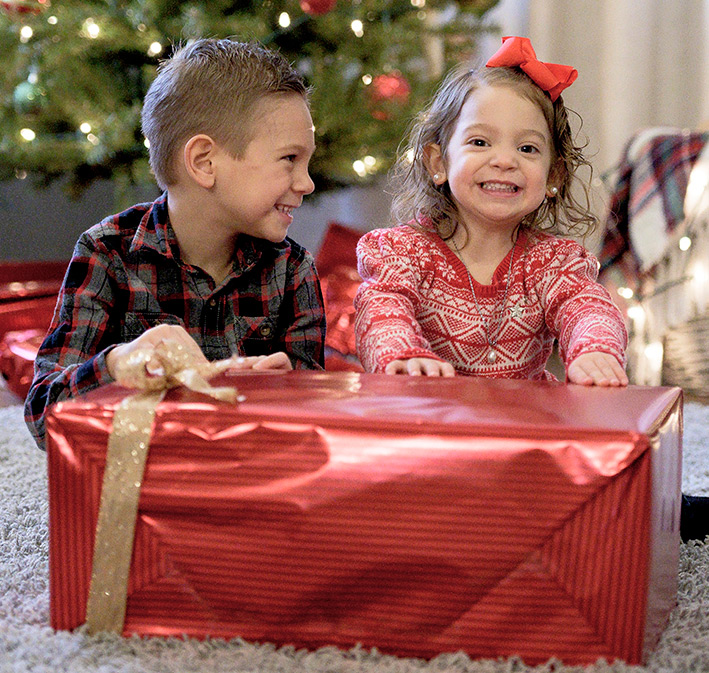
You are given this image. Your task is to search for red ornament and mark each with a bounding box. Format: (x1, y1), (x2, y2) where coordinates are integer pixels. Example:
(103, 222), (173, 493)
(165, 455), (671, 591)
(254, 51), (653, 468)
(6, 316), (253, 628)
(300, 0), (337, 16)
(367, 71), (411, 121)
(0, 0), (46, 15)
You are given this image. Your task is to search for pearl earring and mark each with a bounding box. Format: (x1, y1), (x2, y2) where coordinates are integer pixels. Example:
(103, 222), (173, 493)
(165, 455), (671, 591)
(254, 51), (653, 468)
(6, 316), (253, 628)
(550, 186), (558, 195)
(433, 174), (440, 181)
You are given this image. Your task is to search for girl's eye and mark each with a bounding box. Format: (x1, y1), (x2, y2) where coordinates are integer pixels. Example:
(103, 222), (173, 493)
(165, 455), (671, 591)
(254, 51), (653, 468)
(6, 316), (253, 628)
(469, 138), (488, 147)
(282, 154), (297, 162)
(519, 144), (539, 154)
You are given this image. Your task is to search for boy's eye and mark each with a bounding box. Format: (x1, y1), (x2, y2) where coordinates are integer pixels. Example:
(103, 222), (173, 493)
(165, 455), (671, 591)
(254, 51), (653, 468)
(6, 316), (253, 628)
(469, 138), (488, 147)
(282, 154), (297, 162)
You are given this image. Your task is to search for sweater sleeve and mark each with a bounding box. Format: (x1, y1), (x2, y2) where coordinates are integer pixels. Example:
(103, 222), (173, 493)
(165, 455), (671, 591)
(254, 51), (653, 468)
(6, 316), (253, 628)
(353, 227), (444, 373)
(24, 231), (120, 450)
(533, 238), (628, 370)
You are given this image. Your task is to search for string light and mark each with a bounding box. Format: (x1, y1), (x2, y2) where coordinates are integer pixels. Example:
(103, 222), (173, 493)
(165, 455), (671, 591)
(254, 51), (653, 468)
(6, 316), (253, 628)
(692, 261), (709, 287)
(47, 15), (58, 25)
(362, 74), (372, 85)
(20, 128), (36, 142)
(353, 155), (378, 177)
(626, 305), (645, 324)
(82, 18), (100, 39)
(79, 122), (92, 134)
(20, 26), (33, 42)
(144, 138), (150, 149)
(147, 42), (162, 57)
(351, 19), (364, 37)
(679, 236), (692, 251)
(617, 287), (634, 299)
(278, 12), (291, 28)
(644, 342), (664, 373)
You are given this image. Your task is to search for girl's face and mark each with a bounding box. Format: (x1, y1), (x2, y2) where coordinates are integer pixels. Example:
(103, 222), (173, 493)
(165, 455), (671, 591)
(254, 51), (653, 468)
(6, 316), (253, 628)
(427, 84), (556, 235)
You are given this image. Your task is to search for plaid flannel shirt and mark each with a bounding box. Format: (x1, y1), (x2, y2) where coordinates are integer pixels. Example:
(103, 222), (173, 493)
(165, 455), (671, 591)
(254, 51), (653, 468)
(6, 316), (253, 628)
(25, 192), (325, 449)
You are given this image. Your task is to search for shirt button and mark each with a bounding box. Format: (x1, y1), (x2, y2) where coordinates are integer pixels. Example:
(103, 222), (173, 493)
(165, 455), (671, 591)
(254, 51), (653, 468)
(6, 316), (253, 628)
(208, 299), (217, 307)
(259, 324), (272, 337)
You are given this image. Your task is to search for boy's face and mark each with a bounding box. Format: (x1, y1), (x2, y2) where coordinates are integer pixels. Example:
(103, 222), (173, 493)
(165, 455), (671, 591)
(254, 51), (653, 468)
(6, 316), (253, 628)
(212, 93), (316, 242)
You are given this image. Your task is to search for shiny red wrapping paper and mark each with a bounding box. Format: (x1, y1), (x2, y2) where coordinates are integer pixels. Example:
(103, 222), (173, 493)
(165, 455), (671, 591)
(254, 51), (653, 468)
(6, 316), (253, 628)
(0, 328), (43, 398)
(46, 372), (683, 665)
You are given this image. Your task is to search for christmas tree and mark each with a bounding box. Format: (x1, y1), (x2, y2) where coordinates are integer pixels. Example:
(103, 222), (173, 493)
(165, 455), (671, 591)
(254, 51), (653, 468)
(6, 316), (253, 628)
(0, 0), (499, 199)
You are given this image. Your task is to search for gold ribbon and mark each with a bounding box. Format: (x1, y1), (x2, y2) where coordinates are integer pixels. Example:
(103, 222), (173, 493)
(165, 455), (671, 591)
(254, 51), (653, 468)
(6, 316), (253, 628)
(85, 342), (242, 634)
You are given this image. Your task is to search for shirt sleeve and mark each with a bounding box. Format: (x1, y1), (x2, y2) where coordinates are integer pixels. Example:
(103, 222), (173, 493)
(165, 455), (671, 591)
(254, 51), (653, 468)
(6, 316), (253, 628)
(279, 248), (326, 370)
(24, 231), (119, 450)
(533, 239), (628, 370)
(354, 227), (444, 373)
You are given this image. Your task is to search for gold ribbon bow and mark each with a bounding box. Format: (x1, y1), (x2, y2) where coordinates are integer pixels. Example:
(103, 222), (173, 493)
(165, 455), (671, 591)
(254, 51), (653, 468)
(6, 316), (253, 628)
(85, 342), (243, 634)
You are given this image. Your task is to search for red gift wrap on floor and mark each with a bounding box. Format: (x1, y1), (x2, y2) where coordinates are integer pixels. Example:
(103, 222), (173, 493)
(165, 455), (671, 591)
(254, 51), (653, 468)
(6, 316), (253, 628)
(0, 328), (43, 399)
(46, 372), (683, 665)
(0, 260), (66, 339)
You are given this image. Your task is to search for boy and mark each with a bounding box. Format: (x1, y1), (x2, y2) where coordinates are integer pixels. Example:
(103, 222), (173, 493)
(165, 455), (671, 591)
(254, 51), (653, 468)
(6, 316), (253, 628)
(25, 38), (325, 449)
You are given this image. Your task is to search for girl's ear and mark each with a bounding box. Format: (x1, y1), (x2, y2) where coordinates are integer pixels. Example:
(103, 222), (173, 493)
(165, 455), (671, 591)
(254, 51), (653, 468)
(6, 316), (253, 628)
(183, 134), (218, 188)
(546, 159), (565, 197)
(423, 143), (447, 184)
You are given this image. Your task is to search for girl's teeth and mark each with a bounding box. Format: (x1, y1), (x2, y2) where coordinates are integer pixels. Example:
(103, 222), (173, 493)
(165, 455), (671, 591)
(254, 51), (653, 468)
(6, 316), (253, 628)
(482, 182), (517, 192)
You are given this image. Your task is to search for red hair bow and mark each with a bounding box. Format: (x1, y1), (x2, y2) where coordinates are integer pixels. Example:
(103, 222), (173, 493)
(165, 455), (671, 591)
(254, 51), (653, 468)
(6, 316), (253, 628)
(485, 36), (577, 102)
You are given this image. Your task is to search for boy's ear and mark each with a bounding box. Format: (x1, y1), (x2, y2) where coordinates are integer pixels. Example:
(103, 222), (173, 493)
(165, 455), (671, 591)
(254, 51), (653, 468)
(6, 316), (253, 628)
(423, 143), (446, 184)
(183, 134), (218, 188)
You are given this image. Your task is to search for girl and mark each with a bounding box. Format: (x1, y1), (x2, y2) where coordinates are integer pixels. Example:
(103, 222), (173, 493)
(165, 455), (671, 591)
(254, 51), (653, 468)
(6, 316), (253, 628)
(354, 36), (628, 386)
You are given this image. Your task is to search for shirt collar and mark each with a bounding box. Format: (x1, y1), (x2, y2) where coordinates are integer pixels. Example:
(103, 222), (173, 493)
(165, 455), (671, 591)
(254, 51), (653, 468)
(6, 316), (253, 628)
(128, 192), (177, 259)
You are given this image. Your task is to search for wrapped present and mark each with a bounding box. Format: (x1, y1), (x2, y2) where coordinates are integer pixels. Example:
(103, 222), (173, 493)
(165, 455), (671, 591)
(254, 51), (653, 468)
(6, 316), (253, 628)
(315, 222), (364, 371)
(0, 328), (43, 398)
(0, 294), (56, 340)
(46, 372), (682, 665)
(0, 260), (65, 339)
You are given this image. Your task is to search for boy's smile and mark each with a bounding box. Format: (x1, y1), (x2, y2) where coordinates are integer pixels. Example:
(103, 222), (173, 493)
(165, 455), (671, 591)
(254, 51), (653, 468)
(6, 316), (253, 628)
(212, 93), (316, 242)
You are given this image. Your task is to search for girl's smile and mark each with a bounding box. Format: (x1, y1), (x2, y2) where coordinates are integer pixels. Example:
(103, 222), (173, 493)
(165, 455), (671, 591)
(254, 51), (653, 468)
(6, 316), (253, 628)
(428, 84), (555, 235)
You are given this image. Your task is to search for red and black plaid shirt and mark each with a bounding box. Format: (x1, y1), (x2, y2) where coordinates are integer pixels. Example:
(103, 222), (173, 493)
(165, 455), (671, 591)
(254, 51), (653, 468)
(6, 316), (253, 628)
(25, 192), (325, 449)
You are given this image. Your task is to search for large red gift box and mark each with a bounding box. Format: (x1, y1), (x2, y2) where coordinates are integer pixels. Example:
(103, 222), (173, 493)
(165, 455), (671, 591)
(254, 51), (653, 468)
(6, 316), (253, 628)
(46, 373), (682, 665)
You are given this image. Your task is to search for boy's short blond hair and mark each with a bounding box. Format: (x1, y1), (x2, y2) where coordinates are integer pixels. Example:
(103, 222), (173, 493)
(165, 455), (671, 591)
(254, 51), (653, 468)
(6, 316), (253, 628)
(141, 38), (308, 190)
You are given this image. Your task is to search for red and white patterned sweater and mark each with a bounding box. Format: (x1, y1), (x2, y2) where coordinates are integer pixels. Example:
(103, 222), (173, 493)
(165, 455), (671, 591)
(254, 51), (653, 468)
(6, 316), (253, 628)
(354, 223), (628, 378)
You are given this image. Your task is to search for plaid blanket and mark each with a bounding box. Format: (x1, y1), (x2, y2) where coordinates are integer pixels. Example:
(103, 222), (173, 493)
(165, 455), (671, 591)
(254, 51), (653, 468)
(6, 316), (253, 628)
(599, 128), (709, 292)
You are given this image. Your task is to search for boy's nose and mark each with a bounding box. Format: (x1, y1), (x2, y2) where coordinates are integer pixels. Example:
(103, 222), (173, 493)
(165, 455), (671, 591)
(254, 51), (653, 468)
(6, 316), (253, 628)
(296, 169), (315, 195)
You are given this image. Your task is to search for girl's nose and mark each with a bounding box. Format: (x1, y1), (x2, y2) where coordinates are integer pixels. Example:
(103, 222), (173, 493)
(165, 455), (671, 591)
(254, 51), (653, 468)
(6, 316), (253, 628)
(489, 145), (519, 169)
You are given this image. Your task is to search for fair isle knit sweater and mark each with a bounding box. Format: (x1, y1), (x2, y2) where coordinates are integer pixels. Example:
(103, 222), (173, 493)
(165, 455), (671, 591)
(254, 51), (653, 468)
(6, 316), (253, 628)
(354, 223), (628, 378)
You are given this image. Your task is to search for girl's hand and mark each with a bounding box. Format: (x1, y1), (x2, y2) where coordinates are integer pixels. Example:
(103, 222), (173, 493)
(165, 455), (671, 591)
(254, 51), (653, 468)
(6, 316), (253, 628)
(567, 352), (629, 387)
(384, 357), (456, 377)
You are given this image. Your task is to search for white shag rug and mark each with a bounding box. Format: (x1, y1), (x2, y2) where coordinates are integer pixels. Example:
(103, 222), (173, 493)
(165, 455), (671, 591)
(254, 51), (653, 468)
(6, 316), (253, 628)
(1, 401), (708, 673)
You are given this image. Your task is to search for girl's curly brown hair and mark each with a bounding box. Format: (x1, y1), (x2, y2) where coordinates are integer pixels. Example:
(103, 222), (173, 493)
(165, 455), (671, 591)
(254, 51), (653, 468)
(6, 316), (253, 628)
(389, 62), (597, 243)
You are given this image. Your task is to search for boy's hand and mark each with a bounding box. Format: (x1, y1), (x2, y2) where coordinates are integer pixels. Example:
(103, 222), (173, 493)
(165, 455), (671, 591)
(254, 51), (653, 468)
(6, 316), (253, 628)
(226, 352), (293, 371)
(106, 324), (208, 381)
(567, 352), (629, 387)
(384, 357), (456, 377)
